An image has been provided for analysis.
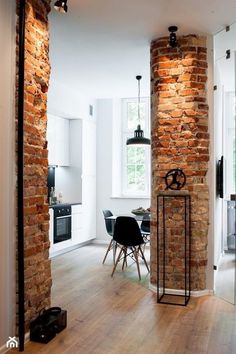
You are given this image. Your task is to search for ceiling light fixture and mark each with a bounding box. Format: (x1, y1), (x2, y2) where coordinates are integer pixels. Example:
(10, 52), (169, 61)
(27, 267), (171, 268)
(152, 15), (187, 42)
(168, 25), (178, 48)
(126, 76), (150, 146)
(54, 0), (68, 13)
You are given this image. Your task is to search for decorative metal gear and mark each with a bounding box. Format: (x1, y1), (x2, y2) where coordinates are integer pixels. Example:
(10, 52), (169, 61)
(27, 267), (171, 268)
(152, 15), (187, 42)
(164, 168), (186, 190)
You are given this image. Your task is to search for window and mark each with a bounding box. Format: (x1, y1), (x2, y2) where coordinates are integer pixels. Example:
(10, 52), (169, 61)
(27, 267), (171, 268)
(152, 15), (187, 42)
(122, 98), (150, 196)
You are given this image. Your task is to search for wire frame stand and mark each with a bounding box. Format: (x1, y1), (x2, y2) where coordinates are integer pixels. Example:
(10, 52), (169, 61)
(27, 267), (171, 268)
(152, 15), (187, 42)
(157, 191), (191, 306)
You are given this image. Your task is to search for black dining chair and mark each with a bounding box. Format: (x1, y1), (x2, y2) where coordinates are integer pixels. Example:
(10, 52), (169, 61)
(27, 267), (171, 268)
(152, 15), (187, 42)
(140, 214), (150, 243)
(111, 216), (149, 280)
(102, 210), (117, 264)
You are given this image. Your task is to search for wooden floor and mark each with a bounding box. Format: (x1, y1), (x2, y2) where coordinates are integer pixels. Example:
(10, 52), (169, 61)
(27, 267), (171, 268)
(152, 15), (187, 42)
(11, 244), (236, 354)
(215, 252), (235, 304)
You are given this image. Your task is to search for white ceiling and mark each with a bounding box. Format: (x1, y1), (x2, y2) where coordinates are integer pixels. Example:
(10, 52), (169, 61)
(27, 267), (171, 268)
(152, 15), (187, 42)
(49, 0), (236, 98)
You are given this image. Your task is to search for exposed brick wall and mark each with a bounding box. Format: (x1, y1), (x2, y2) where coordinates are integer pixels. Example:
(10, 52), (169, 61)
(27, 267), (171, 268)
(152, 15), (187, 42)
(150, 35), (209, 291)
(16, 0), (52, 330)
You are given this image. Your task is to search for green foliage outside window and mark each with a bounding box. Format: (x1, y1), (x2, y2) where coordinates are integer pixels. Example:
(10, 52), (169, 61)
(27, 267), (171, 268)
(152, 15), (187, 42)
(126, 136), (146, 192)
(127, 102), (146, 130)
(123, 98), (150, 195)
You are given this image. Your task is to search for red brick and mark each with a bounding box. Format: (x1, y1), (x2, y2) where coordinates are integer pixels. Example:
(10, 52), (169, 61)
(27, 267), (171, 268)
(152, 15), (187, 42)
(159, 61), (179, 69)
(151, 34), (209, 291)
(16, 0), (52, 332)
(179, 89), (199, 97)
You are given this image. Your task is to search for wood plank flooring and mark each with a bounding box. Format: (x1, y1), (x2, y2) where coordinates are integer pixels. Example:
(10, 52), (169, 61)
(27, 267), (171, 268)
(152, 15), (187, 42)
(215, 252), (235, 304)
(10, 244), (236, 354)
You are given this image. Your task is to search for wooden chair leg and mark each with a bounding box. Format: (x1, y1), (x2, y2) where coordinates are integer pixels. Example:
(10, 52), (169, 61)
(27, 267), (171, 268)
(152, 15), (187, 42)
(138, 245), (150, 272)
(122, 247), (127, 270)
(102, 239), (113, 264)
(113, 241), (117, 264)
(111, 247), (123, 277)
(133, 247), (141, 281)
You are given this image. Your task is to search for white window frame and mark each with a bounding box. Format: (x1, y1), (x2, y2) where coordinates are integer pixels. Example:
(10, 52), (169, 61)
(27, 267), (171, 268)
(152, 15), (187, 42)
(121, 97), (150, 197)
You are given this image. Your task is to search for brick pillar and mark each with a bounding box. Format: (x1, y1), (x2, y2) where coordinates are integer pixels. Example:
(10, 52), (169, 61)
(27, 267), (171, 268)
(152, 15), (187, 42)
(150, 35), (209, 291)
(17, 0), (52, 330)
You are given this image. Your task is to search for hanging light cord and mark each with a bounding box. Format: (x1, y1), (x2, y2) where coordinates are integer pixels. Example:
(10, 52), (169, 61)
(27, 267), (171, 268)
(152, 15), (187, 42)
(126, 75), (150, 145)
(136, 75), (142, 126)
(138, 78), (141, 124)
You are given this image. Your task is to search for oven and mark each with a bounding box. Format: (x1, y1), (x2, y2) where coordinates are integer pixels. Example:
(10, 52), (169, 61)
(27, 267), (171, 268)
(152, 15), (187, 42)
(53, 204), (72, 244)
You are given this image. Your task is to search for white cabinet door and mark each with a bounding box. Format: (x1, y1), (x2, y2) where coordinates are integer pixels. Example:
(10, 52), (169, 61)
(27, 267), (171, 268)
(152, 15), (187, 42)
(47, 114), (70, 166)
(49, 208), (54, 246)
(72, 213), (83, 231)
(70, 120), (82, 167)
(82, 175), (96, 241)
(81, 118), (96, 241)
(47, 115), (57, 165)
(56, 118), (70, 166)
(63, 118), (70, 166)
(82, 119), (96, 175)
(71, 205), (85, 243)
(72, 205), (83, 231)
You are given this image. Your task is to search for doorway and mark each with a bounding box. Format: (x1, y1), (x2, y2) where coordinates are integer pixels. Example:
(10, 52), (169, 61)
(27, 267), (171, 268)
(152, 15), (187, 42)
(214, 26), (236, 304)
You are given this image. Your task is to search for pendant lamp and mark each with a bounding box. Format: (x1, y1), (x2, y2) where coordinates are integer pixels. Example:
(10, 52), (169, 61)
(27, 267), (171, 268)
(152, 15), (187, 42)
(168, 26), (178, 48)
(54, 0), (68, 13)
(126, 76), (150, 146)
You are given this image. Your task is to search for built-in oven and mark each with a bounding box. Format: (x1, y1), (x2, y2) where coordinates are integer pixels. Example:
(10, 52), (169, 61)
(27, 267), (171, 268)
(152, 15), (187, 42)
(53, 204), (72, 244)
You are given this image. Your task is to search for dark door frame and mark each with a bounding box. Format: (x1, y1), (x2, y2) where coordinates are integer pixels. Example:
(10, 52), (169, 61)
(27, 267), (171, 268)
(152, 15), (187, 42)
(17, 0), (26, 351)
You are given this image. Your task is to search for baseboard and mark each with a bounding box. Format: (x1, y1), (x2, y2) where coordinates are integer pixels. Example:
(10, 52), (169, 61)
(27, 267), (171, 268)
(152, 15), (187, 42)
(191, 289), (214, 297)
(92, 239), (109, 245)
(92, 240), (150, 249)
(149, 283), (214, 297)
(50, 239), (95, 258)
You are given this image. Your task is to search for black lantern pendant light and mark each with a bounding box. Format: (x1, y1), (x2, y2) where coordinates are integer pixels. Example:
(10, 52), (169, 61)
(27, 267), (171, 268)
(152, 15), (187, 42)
(126, 76), (150, 146)
(168, 26), (178, 48)
(54, 0), (68, 13)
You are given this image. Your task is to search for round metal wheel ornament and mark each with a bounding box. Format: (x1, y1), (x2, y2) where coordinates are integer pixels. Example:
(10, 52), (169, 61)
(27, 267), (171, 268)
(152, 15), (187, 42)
(164, 168), (186, 190)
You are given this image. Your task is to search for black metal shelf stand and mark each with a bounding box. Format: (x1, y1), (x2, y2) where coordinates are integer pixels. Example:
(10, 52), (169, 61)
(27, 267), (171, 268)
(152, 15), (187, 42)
(157, 191), (191, 306)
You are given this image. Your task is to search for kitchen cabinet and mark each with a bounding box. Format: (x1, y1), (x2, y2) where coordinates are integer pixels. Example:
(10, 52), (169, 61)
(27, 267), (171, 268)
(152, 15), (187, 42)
(49, 208), (54, 246)
(70, 120), (82, 168)
(47, 114), (70, 166)
(72, 204), (95, 244)
(82, 175), (96, 241)
(48, 106), (97, 256)
(50, 204), (87, 258)
(82, 119), (96, 175)
(72, 204), (83, 242)
(227, 200), (236, 250)
(82, 119), (96, 240)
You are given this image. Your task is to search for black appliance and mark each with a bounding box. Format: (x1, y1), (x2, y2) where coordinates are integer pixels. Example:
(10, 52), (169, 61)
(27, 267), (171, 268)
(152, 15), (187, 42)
(216, 156), (224, 198)
(53, 204), (72, 244)
(47, 166), (55, 202)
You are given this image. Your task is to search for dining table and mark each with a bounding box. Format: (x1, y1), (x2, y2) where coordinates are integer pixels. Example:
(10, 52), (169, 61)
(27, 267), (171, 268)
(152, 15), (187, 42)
(105, 213), (150, 235)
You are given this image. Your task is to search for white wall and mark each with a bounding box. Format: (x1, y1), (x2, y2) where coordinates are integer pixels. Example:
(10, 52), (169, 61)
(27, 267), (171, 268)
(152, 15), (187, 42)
(48, 79), (96, 120)
(55, 166), (82, 203)
(96, 99), (150, 241)
(0, 0), (16, 349)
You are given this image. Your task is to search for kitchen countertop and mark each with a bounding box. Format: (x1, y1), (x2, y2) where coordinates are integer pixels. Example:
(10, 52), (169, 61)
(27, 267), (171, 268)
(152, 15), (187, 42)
(49, 202), (82, 208)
